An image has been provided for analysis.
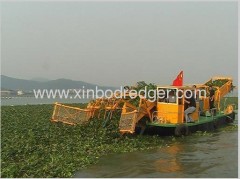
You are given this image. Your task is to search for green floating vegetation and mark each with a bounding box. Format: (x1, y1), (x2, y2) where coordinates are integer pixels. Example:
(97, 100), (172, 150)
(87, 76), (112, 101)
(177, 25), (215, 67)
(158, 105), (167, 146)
(192, 124), (238, 136)
(1, 104), (165, 178)
(219, 124), (238, 132)
(1, 98), (238, 177)
(193, 131), (214, 137)
(219, 97), (238, 110)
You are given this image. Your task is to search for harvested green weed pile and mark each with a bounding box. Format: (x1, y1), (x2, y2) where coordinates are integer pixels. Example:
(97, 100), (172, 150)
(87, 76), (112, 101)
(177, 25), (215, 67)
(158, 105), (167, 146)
(205, 79), (230, 87)
(126, 81), (157, 107)
(1, 104), (165, 178)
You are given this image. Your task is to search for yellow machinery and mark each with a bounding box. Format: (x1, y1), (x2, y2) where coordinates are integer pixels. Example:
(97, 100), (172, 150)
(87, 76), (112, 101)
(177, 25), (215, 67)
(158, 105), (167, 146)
(152, 86), (200, 124)
(119, 97), (156, 134)
(199, 77), (234, 112)
(212, 77), (233, 111)
(51, 103), (92, 125)
(51, 97), (123, 125)
(51, 91), (157, 133)
(51, 76), (235, 134)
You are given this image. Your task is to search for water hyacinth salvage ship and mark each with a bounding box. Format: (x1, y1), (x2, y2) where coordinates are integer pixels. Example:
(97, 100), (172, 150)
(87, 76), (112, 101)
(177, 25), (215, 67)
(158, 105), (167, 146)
(51, 72), (236, 136)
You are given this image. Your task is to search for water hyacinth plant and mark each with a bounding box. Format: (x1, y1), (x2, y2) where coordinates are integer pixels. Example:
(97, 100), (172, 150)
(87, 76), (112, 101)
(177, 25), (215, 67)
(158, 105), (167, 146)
(1, 104), (166, 178)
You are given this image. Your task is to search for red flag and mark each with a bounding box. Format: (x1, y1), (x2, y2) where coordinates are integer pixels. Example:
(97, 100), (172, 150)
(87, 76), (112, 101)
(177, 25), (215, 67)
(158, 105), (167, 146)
(172, 71), (183, 86)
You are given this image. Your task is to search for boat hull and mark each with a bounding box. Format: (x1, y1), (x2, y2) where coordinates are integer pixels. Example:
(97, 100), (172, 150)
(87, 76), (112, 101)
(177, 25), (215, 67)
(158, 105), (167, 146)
(142, 112), (236, 136)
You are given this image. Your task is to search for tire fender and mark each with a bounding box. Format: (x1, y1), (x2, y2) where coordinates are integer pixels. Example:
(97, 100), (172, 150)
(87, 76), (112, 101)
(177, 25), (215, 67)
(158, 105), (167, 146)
(175, 124), (189, 137)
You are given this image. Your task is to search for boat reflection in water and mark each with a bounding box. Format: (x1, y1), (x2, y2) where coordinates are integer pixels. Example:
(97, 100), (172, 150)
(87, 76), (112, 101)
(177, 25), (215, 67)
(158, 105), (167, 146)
(154, 144), (184, 173)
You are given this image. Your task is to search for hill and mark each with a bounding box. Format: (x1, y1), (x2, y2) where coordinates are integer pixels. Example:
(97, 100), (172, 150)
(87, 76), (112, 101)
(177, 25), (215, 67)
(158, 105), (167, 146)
(1, 75), (116, 91)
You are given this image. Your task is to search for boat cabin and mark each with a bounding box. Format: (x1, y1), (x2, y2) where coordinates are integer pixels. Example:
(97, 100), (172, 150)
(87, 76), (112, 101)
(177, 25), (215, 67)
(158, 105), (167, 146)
(153, 86), (200, 124)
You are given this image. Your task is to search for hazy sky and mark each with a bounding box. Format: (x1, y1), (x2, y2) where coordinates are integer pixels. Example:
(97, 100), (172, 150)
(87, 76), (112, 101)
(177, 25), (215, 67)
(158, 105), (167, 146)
(1, 2), (238, 87)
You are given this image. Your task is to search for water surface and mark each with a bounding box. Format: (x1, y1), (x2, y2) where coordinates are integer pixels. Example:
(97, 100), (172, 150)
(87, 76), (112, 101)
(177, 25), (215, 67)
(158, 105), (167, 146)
(75, 123), (238, 178)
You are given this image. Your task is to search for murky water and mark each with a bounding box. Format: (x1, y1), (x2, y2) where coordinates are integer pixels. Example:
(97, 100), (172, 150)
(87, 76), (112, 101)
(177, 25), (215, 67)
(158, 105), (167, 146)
(75, 120), (238, 178)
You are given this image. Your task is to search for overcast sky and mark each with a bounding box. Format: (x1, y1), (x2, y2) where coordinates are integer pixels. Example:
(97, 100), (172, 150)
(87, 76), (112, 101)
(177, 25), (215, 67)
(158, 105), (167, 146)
(1, 2), (238, 87)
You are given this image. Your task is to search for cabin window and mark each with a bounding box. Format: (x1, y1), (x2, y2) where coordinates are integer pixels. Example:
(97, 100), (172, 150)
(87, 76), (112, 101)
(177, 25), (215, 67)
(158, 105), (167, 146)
(158, 89), (177, 104)
(168, 90), (177, 103)
(158, 89), (167, 102)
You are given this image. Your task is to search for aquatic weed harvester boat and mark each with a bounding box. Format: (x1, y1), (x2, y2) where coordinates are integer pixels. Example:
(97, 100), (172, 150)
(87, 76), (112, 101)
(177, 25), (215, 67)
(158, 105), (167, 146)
(51, 72), (236, 136)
